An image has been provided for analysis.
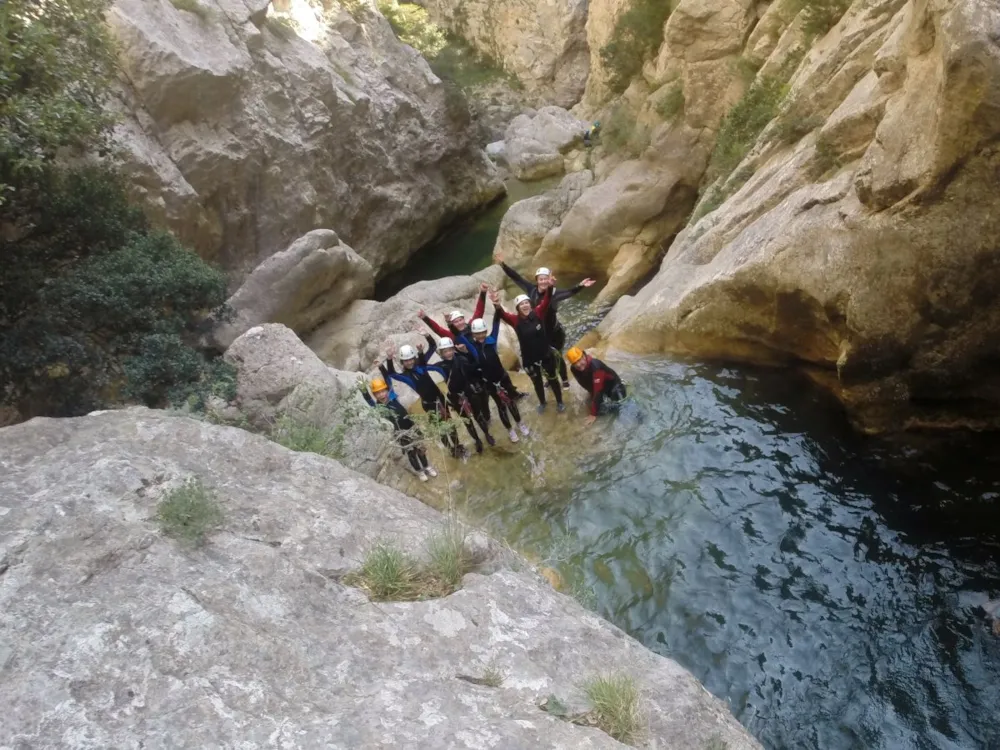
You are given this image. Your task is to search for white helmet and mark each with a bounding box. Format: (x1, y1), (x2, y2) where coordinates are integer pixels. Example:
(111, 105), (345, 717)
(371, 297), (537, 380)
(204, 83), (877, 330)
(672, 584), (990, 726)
(446, 310), (464, 322)
(514, 294), (531, 308)
(438, 337), (455, 350)
(399, 344), (417, 361)
(470, 318), (488, 334)
(534, 267), (551, 277)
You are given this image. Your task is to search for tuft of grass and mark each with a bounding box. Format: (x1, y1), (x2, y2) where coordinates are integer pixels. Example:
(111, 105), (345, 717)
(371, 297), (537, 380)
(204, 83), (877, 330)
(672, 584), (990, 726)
(602, 103), (650, 158)
(600, 0), (674, 94)
(481, 660), (506, 688)
(793, 0), (851, 39)
(344, 534), (476, 602)
(733, 56), (762, 85)
(705, 735), (730, 750)
(581, 672), (644, 745)
(654, 84), (685, 122)
(156, 478), (224, 546)
(270, 414), (343, 458)
(170, 0), (210, 20)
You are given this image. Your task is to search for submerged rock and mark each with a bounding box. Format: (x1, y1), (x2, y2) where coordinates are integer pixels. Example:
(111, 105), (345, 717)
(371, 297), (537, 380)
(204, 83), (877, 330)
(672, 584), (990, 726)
(110, 0), (503, 281)
(0, 409), (761, 749)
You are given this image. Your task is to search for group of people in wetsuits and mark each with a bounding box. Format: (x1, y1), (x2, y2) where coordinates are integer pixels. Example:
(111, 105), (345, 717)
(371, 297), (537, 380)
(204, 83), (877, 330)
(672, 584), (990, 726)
(360, 262), (627, 481)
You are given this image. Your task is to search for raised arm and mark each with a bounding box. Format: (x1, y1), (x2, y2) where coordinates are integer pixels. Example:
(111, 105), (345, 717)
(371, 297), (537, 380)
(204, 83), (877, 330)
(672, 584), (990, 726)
(552, 277), (595, 303)
(424, 334), (437, 359)
(418, 309), (450, 338)
(534, 286), (554, 321)
(472, 284), (488, 319)
(490, 308), (503, 338)
(490, 288), (518, 327)
(500, 262), (534, 294)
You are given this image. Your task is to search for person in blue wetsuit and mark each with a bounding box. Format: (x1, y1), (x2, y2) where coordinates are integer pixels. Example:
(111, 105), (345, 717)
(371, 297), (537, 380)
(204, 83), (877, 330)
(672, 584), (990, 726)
(424, 334), (495, 453)
(380, 341), (466, 459)
(466, 311), (530, 443)
(360, 377), (436, 481)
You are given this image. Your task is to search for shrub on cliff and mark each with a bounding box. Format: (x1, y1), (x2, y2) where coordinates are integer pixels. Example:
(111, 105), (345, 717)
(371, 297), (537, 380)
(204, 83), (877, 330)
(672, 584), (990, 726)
(0, 0), (232, 418)
(599, 0), (673, 95)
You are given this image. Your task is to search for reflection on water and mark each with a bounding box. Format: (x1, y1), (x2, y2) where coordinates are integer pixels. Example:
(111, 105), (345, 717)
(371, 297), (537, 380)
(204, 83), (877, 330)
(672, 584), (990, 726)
(378, 188), (1000, 750)
(434, 358), (1000, 750)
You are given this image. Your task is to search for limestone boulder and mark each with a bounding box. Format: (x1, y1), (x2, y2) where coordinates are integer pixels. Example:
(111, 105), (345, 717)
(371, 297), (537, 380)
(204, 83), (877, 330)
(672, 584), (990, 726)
(306, 266), (521, 376)
(600, 0), (1000, 432)
(504, 106), (590, 180)
(0, 409), (761, 749)
(212, 230), (374, 350)
(492, 170), (595, 266)
(420, 0), (590, 106)
(110, 0), (503, 282)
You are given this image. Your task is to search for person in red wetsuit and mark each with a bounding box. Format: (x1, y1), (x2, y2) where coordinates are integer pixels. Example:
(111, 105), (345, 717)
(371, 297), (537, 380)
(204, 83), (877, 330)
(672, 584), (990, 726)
(566, 346), (627, 425)
(491, 286), (564, 414)
(417, 283), (488, 343)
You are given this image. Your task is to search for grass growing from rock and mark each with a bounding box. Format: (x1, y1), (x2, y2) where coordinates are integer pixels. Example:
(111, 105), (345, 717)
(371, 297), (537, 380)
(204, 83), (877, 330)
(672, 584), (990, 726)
(602, 103), (650, 159)
(654, 84), (684, 122)
(344, 531), (476, 602)
(156, 478), (224, 545)
(481, 660), (506, 688)
(600, 0), (674, 94)
(270, 414), (344, 458)
(707, 75), (786, 182)
(170, 0), (209, 19)
(581, 672), (644, 745)
(793, 0), (852, 39)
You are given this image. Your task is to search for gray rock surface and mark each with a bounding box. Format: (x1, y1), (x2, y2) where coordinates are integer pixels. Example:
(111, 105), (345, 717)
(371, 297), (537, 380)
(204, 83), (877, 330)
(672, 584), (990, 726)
(504, 106), (590, 180)
(0, 410), (761, 749)
(110, 0), (503, 281)
(306, 265), (520, 374)
(212, 229), (375, 349)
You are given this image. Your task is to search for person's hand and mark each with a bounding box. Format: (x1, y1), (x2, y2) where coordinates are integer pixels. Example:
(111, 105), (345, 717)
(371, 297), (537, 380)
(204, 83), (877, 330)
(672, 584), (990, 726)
(386, 341), (396, 357)
(585, 415), (597, 426)
(495, 252), (504, 263)
(479, 282), (489, 293)
(581, 278), (596, 287)
(417, 308), (426, 318)
(417, 341), (425, 353)
(549, 275), (558, 285)
(489, 289), (500, 304)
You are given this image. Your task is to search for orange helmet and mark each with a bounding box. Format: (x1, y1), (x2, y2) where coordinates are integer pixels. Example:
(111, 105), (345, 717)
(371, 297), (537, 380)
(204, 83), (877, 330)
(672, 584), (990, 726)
(370, 377), (389, 393)
(566, 346), (585, 365)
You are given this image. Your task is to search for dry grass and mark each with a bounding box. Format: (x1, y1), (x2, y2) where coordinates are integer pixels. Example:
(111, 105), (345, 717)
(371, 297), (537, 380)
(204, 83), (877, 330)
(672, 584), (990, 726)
(581, 672), (644, 745)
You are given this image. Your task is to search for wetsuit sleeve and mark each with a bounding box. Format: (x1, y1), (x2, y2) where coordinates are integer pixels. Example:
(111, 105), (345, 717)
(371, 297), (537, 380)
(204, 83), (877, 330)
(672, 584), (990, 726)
(552, 284), (585, 303)
(500, 262), (534, 294)
(495, 303), (518, 328)
(380, 361), (395, 377)
(534, 286), (554, 320)
(424, 334), (437, 358)
(420, 314), (450, 338)
(472, 290), (486, 320)
(361, 390), (375, 407)
(590, 369), (606, 416)
(490, 309), (503, 338)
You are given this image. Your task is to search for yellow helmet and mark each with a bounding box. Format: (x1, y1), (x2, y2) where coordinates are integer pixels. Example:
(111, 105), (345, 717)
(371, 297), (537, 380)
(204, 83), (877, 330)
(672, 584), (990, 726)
(566, 346), (585, 365)
(370, 377), (389, 393)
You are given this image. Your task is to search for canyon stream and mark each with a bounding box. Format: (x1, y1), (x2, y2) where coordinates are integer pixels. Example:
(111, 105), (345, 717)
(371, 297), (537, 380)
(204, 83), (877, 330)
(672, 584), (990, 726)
(382, 181), (1000, 750)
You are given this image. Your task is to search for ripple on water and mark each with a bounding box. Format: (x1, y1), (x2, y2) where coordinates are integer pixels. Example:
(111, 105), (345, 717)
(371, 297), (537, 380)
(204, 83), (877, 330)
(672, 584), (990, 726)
(427, 356), (1000, 750)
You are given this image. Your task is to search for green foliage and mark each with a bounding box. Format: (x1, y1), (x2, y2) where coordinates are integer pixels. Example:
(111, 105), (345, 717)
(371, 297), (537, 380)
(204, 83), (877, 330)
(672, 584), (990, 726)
(344, 535), (476, 601)
(707, 75), (786, 182)
(0, 0), (119, 202)
(813, 132), (844, 176)
(705, 736), (730, 750)
(602, 104), (650, 158)
(733, 56), (763, 85)
(599, 0), (674, 94)
(771, 112), (824, 145)
(654, 84), (684, 121)
(426, 526), (473, 589)
(480, 660), (506, 688)
(377, 0), (446, 57)
(156, 478), (224, 545)
(352, 542), (415, 600)
(0, 1), (230, 420)
(581, 673), (644, 745)
(169, 0), (210, 20)
(270, 413), (343, 457)
(794, 0), (851, 39)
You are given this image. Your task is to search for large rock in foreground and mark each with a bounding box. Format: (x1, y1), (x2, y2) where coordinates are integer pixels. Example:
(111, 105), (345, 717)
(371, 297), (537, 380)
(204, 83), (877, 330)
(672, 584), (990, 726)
(600, 0), (1000, 431)
(0, 410), (760, 749)
(111, 0), (503, 281)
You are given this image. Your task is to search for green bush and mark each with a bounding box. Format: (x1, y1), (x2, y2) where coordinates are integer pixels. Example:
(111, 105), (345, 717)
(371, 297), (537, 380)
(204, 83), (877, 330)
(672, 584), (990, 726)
(654, 84), (684, 121)
(602, 104), (650, 158)
(794, 0), (851, 39)
(707, 75), (786, 182)
(599, 0), (674, 94)
(0, 1), (233, 419)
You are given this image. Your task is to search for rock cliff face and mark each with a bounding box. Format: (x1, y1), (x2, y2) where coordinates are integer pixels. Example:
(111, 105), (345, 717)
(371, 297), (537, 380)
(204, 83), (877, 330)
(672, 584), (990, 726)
(598, 0), (1000, 431)
(0, 409), (761, 749)
(419, 0), (591, 107)
(111, 0), (503, 282)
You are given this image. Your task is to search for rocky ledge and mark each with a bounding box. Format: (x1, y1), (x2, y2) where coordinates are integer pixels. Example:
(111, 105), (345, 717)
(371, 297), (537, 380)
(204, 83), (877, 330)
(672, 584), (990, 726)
(0, 410), (759, 749)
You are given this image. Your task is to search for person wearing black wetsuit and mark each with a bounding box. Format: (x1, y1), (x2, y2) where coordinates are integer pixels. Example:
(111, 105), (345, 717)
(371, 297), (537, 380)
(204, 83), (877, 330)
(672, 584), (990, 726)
(494, 287), (565, 413)
(419, 284), (528, 401)
(360, 378), (435, 480)
(467, 311), (530, 443)
(566, 347), (627, 424)
(425, 334), (495, 453)
(380, 342), (466, 459)
(497, 258), (595, 387)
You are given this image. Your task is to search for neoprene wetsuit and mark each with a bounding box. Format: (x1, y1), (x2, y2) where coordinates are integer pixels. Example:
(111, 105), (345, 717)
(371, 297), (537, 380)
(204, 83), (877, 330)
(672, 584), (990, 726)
(496, 287), (563, 409)
(571, 355), (627, 416)
(424, 335), (493, 452)
(361, 388), (429, 472)
(380, 352), (464, 457)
